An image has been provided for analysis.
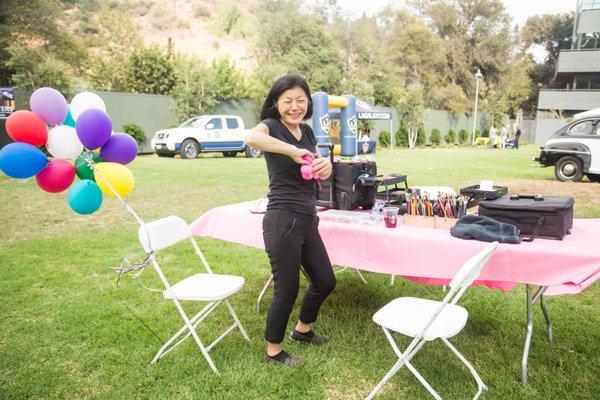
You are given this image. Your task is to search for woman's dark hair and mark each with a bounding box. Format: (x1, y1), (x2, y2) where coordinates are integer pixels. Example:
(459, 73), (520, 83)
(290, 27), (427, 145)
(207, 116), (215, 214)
(260, 74), (313, 121)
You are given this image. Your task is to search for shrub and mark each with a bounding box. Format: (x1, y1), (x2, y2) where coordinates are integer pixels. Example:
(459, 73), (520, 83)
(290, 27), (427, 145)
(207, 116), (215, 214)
(122, 123), (146, 144)
(430, 129), (441, 146)
(482, 129), (489, 138)
(444, 129), (456, 144)
(395, 128), (408, 148)
(416, 127), (426, 146)
(378, 131), (390, 148)
(193, 4), (212, 18)
(458, 129), (469, 145)
(475, 129), (482, 138)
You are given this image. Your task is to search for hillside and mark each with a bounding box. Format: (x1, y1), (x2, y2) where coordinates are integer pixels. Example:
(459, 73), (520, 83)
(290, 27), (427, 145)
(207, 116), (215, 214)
(121, 0), (264, 72)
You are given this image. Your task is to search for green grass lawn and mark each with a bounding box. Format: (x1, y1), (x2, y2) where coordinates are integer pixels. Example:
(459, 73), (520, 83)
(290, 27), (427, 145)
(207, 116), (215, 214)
(1, 145), (599, 399)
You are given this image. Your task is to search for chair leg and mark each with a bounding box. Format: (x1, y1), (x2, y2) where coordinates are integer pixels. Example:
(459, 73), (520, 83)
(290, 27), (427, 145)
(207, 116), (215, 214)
(165, 298), (219, 374)
(355, 268), (368, 284)
(256, 274), (274, 314)
(442, 338), (487, 400)
(365, 357), (408, 400)
(404, 361), (443, 400)
(225, 299), (250, 341)
(366, 329), (430, 400)
(152, 301), (218, 363)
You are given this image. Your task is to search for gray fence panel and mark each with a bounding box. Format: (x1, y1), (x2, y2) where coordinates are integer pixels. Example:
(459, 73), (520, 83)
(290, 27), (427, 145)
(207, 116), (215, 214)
(534, 118), (569, 144)
(96, 91), (178, 153)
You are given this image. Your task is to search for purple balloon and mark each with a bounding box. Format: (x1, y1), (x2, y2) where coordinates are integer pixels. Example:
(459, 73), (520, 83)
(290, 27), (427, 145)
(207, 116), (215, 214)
(30, 87), (68, 125)
(76, 108), (112, 149)
(100, 133), (138, 164)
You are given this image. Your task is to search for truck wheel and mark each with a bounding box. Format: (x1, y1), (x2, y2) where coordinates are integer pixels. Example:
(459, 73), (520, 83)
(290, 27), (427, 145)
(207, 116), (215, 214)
(586, 173), (600, 183)
(555, 156), (583, 182)
(180, 139), (200, 159)
(222, 151), (237, 157)
(245, 146), (262, 158)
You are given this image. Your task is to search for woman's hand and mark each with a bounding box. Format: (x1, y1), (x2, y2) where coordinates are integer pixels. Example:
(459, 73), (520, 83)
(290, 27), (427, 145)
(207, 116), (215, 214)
(289, 146), (313, 164)
(311, 156), (332, 179)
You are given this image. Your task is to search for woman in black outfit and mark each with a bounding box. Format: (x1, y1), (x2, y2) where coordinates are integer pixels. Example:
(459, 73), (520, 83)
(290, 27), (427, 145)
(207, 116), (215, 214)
(245, 75), (335, 365)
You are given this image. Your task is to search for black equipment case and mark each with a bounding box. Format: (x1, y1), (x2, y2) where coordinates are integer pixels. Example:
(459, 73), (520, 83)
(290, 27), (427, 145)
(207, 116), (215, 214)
(478, 195), (574, 241)
(316, 145), (377, 210)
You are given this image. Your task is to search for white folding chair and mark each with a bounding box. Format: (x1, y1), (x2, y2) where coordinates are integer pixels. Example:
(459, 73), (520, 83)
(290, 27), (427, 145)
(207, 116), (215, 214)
(138, 216), (250, 375)
(365, 241), (499, 400)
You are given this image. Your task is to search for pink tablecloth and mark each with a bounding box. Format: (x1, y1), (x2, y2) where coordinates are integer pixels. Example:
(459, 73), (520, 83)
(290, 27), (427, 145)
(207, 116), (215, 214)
(191, 201), (600, 296)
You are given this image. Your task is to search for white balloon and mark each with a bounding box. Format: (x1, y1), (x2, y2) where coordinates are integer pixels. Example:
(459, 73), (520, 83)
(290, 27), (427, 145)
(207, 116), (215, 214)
(46, 125), (84, 160)
(70, 92), (106, 121)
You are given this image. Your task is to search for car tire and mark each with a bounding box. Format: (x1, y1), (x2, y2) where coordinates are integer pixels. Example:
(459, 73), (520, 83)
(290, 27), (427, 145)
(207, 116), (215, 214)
(555, 156), (583, 182)
(586, 173), (600, 183)
(157, 153), (176, 158)
(180, 139), (200, 159)
(222, 151), (237, 157)
(245, 146), (262, 158)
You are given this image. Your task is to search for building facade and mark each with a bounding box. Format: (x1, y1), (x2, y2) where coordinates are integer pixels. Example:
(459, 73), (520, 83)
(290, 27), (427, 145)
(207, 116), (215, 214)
(535, 0), (600, 143)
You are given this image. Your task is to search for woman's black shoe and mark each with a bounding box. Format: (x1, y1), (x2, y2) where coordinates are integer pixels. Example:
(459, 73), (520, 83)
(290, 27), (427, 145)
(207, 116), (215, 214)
(266, 350), (304, 365)
(289, 329), (326, 345)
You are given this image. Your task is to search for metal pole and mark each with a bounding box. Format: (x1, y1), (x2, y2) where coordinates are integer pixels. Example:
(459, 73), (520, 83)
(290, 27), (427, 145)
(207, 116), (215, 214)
(471, 77), (480, 145)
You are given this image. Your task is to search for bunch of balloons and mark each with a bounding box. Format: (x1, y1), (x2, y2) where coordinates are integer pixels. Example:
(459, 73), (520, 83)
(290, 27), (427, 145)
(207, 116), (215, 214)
(0, 88), (139, 215)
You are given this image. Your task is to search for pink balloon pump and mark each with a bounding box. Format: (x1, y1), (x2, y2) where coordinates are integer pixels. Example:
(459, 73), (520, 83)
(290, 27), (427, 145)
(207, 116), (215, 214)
(300, 154), (314, 180)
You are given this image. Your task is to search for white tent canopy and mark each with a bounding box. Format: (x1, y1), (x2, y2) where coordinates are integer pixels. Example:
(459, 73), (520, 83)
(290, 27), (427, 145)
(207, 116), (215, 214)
(574, 107), (600, 119)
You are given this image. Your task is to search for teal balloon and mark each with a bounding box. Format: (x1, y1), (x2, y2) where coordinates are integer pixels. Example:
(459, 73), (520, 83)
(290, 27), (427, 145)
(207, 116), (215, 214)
(68, 179), (103, 215)
(63, 107), (76, 128)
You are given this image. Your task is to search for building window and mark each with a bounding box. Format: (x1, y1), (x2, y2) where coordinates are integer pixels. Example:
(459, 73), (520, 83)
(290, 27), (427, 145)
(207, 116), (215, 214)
(581, 0), (600, 11)
(581, 33), (600, 49)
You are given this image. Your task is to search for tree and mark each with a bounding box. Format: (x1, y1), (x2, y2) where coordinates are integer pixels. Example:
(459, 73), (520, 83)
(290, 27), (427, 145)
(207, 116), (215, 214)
(398, 85), (427, 149)
(255, 0), (344, 94)
(84, 7), (143, 92)
(124, 46), (176, 95)
(0, 0), (85, 89)
(521, 13), (574, 113)
(171, 55), (217, 122)
(208, 58), (250, 101)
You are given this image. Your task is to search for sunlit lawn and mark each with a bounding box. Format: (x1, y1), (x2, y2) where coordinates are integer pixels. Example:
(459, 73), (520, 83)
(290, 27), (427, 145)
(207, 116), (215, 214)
(1, 145), (599, 399)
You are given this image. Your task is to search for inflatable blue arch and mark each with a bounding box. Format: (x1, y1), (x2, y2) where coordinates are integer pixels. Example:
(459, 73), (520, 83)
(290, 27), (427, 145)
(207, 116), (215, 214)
(311, 92), (357, 156)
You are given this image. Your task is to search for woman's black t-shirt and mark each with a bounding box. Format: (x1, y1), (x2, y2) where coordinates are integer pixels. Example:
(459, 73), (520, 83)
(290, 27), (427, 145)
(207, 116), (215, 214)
(262, 118), (317, 216)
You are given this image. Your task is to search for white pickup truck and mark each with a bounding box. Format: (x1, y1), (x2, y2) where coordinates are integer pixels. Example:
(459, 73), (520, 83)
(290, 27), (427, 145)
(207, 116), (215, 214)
(151, 115), (261, 159)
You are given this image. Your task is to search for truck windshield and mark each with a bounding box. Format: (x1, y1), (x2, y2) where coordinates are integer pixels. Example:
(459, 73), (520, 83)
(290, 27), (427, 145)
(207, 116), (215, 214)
(179, 117), (207, 128)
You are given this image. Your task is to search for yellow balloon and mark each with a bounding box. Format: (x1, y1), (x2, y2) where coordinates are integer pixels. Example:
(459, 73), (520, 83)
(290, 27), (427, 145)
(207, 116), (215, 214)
(94, 162), (134, 197)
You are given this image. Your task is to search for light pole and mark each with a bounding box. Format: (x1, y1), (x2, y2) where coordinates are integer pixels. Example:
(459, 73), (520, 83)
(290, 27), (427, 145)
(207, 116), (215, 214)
(471, 68), (483, 144)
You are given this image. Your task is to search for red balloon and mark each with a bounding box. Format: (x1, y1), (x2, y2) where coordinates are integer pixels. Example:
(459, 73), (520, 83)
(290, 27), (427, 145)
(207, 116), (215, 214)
(6, 110), (48, 146)
(35, 158), (76, 193)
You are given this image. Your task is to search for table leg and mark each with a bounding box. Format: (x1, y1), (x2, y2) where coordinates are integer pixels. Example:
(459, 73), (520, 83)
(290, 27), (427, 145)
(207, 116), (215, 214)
(521, 285), (551, 385)
(540, 294), (553, 342)
(521, 284), (534, 385)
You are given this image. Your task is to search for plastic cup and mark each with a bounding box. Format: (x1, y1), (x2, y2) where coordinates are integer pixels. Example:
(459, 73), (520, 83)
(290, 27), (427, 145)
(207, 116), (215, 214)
(383, 206), (399, 228)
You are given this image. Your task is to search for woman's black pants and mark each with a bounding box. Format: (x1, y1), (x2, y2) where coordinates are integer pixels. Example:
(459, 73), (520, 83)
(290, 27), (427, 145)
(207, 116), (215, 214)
(262, 209), (336, 344)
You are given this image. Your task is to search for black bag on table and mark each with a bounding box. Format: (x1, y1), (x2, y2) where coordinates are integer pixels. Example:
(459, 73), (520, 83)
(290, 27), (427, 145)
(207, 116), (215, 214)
(317, 160), (377, 210)
(478, 195), (574, 241)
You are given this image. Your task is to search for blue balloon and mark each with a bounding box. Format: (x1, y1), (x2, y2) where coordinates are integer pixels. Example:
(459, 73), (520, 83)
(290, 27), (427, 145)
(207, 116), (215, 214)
(0, 142), (48, 179)
(68, 180), (103, 215)
(63, 107), (76, 128)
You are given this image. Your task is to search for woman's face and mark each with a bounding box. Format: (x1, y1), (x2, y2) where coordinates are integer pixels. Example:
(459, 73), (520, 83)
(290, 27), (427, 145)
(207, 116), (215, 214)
(277, 86), (308, 126)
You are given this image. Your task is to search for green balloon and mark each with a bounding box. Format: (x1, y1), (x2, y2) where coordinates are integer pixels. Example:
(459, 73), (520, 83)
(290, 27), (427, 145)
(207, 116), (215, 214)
(75, 153), (102, 181)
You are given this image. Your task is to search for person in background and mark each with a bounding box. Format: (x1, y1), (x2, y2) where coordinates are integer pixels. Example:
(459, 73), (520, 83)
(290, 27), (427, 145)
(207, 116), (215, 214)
(360, 128), (371, 142)
(488, 125), (497, 149)
(500, 125), (508, 149)
(514, 127), (521, 149)
(244, 74), (335, 366)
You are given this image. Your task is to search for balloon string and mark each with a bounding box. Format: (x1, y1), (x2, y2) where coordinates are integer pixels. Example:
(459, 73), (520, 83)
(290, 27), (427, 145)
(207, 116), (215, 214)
(77, 153), (145, 228)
